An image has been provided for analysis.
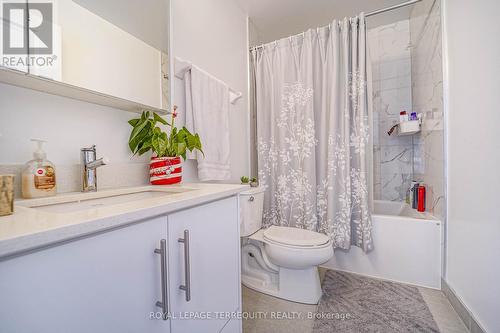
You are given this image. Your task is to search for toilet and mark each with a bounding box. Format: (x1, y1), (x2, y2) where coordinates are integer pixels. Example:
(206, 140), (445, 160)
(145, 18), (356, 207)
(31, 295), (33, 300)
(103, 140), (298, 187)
(240, 187), (333, 304)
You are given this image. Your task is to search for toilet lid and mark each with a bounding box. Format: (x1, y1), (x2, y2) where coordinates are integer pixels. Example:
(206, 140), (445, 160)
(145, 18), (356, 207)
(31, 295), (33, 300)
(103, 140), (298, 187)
(263, 226), (330, 247)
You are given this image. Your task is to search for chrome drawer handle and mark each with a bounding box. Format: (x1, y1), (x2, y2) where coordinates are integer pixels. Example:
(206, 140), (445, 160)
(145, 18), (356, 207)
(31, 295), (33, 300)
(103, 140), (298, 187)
(178, 230), (191, 302)
(249, 196), (255, 202)
(154, 239), (168, 320)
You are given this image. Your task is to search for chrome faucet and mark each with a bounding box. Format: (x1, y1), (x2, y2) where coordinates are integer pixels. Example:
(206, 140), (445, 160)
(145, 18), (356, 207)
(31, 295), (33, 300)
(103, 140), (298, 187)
(81, 145), (108, 192)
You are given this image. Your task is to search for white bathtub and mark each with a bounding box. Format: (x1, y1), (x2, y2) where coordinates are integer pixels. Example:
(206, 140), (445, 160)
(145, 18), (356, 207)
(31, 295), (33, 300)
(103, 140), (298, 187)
(373, 200), (438, 221)
(323, 200), (442, 289)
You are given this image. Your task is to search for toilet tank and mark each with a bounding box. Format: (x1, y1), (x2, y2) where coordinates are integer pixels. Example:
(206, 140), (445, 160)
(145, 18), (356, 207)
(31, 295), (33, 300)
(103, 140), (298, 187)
(239, 187), (265, 237)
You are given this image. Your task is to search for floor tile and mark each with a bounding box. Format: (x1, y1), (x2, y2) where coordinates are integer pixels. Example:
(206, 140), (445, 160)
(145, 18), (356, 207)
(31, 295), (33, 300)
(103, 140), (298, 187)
(242, 286), (316, 333)
(242, 270), (469, 333)
(418, 287), (469, 333)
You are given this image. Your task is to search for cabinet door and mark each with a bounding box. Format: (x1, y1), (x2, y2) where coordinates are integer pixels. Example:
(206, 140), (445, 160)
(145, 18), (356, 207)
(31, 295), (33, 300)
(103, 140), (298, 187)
(0, 216), (170, 333)
(168, 196), (241, 333)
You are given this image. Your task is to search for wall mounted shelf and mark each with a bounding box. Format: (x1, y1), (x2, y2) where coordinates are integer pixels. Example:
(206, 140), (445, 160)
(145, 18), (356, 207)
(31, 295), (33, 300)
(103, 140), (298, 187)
(397, 120), (421, 136)
(0, 67), (169, 115)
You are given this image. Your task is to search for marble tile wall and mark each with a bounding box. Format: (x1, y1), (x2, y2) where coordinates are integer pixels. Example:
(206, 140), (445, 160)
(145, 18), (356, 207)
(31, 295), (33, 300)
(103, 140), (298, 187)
(368, 20), (414, 201)
(410, 0), (445, 218)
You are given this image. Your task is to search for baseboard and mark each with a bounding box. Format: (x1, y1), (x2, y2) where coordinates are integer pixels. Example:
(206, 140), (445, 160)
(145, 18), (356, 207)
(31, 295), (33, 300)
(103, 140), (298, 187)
(441, 278), (487, 333)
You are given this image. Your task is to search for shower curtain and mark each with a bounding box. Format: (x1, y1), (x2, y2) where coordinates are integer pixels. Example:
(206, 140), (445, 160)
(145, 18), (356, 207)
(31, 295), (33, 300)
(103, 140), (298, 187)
(251, 14), (373, 251)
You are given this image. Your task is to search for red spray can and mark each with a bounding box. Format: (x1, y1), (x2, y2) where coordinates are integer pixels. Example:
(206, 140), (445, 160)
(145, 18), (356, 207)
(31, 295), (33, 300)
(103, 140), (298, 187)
(417, 185), (426, 212)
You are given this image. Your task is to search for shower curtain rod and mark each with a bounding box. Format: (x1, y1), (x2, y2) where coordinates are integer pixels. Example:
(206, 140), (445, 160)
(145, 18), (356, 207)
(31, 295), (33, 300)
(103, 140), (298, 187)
(365, 0), (422, 17)
(249, 0), (422, 51)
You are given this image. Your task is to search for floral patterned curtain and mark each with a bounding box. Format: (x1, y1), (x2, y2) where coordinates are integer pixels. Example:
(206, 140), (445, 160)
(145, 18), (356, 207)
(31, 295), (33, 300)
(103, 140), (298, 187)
(251, 15), (373, 252)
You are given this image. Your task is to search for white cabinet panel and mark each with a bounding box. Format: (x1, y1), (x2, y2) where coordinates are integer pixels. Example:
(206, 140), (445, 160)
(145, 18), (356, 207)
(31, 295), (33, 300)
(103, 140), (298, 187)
(168, 197), (240, 333)
(0, 217), (170, 333)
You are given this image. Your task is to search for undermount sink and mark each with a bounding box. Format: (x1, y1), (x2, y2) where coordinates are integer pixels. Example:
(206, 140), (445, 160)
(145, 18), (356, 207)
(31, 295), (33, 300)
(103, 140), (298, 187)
(18, 188), (193, 214)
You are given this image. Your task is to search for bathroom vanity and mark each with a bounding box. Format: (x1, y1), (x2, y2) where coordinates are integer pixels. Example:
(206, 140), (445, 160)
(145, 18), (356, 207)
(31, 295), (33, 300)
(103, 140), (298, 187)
(0, 184), (245, 333)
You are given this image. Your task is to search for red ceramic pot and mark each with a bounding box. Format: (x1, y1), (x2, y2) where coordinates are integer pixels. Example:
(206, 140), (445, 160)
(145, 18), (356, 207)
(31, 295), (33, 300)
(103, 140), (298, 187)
(149, 156), (182, 185)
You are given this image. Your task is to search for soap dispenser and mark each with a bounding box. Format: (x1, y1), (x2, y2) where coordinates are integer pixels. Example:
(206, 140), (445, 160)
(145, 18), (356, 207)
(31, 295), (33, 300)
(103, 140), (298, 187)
(21, 139), (57, 199)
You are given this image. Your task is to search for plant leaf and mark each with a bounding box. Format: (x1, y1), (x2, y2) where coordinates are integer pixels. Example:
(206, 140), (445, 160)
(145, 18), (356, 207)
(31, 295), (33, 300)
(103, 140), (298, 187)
(153, 112), (169, 126)
(137, 138), (152, 155)
(177, 141), (186, 156)
(151, 133), (161, 156)
(158, 136), (168, 156)
(129, 117), (149, 144)
(129, 126), (150, 153)
(128, 118), (140, 127)
(128, 111), (203, 160)
(192, 133), (204, 156)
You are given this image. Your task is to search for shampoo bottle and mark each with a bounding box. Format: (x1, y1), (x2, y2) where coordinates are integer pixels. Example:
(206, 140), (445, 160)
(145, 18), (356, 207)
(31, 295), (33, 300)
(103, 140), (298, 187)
(417, 185), (426, 212)
(22, 139), (57, 198)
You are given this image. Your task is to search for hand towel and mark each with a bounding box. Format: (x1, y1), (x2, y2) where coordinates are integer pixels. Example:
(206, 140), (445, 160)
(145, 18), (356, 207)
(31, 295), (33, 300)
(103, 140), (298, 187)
(184, 65), (231, 181)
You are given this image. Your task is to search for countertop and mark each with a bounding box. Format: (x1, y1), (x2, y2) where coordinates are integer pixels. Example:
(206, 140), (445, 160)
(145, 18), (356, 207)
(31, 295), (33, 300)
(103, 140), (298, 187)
(0, 183), (248, 260)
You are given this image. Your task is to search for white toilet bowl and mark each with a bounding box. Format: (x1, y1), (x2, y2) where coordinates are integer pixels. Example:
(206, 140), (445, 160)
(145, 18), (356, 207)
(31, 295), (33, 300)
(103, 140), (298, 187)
(240, 187), (334, 304)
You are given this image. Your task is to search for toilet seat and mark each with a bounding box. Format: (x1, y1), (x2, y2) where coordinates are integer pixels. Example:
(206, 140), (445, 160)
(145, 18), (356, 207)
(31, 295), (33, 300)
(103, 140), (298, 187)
(263, 226), (331, 249)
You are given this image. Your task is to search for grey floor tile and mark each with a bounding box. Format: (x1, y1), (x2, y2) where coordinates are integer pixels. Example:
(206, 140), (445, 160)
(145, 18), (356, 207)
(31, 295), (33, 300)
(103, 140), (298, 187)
(418, 287), (469, 333)
(242, 272), (469, 333)
(318, 266), (327, 283)
(242, 286), (317, 333)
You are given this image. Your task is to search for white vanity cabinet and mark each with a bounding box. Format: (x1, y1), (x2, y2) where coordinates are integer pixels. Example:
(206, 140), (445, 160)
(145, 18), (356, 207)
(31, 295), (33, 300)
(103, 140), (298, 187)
(168, 196), (241, 333)
(0, 195), (242, 333)
(0, 216), (170, 333)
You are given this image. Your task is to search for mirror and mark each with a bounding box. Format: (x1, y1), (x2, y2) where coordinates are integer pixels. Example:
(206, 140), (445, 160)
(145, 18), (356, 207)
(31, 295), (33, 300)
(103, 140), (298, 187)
(0, 0), (170, 111)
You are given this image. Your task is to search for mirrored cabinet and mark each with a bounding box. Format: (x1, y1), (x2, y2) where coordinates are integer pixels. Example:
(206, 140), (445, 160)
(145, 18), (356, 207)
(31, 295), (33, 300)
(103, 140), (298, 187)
(0, 0), (170, 113)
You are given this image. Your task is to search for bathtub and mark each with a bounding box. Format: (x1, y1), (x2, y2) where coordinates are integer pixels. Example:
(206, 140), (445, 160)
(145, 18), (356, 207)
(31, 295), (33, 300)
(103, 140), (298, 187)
(323, 200), (442, 289)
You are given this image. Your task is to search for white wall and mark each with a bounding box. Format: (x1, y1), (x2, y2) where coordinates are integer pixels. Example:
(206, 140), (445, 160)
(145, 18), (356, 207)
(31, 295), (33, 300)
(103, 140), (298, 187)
(171, 0), (250, 183)
(443, 0), (500, 332)
(0, 83), (147, 165)
(248, 19), (262, 47)
(0, 83), (150, 195)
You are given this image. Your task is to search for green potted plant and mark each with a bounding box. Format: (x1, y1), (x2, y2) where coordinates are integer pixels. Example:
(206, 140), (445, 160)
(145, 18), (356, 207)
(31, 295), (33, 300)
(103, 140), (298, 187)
(240, 176), (259, 187)
(128, 107), (203, 185)
(249, 177), (259, 187)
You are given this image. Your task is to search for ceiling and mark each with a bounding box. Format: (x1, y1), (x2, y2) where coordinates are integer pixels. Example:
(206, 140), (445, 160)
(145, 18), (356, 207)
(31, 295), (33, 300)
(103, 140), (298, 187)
(237, 0), (414, 45)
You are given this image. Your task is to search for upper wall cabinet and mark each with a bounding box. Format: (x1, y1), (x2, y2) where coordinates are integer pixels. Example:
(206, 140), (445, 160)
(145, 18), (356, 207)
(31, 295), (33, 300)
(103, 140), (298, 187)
(0, 0), (170, 113)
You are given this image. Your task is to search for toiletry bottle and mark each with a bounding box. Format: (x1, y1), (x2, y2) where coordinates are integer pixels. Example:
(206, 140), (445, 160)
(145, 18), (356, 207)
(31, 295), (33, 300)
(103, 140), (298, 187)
(412, 183), (419, 209)
(22, 139), (57, 198)
(409, 181), (417, 206)
(399, 111), (408, 122)
(417, 185), (426, 212)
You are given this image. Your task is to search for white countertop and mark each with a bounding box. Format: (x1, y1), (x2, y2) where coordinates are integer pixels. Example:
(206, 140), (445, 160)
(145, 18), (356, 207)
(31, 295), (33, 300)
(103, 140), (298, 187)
(0, 183), (248, 259)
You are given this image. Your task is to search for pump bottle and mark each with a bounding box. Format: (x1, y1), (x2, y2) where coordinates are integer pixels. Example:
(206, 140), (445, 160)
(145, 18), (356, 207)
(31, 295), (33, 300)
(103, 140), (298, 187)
(22, 139), (57, 198)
